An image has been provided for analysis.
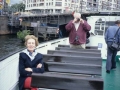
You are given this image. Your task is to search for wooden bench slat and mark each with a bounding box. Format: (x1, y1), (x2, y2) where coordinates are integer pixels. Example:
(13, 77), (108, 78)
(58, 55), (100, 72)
(43, 54), (102, 59)
(43, 54), (102, 65)
(47, 50), (101, 57)
(49, 49), (101, 54)
(44, 62), (102, 75)
(31, 72), (103, 90)
(56, 47), (101, 53)
(58, 44), (98, 49)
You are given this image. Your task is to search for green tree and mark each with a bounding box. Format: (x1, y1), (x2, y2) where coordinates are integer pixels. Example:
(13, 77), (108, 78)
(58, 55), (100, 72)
(17, 30), (30, 42)
(17, 3), (25, 12)
(10, 3), (25, 12)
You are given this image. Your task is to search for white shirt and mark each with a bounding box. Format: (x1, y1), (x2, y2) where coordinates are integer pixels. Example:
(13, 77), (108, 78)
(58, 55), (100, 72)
(74, 22), (80, 31)
(23, 49), (38, 61)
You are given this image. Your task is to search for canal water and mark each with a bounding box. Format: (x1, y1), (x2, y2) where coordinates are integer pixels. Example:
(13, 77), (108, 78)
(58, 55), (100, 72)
(0, 34), (57, 61)
(0, 35), (25, 61)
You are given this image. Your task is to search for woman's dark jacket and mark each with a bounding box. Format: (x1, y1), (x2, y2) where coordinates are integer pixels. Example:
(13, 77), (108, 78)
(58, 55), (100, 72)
(19, 52), (44, 90)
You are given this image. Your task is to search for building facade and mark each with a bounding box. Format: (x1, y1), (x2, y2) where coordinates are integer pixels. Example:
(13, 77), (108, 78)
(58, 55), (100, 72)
(99, 0), (120, 10)
(24, 0), (120, 14)
(0, 0), (8, 15)
(25, 0), (79, 13)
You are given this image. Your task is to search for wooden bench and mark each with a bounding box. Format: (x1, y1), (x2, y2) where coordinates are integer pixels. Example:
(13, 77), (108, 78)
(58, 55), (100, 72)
(56, 47), (101, 53)
(31, 45), (103, 90)
(58, 44), (98, 49)
(31, 72), (103, 90)
(47, 50), (101, 57)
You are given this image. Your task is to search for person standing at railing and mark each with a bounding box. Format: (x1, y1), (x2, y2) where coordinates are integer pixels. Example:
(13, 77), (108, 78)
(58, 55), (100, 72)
(56, 28), (63, 38)
(105, 20), (120, 73)
(65, 12), (91, 49)
(19, 35), (44, 90)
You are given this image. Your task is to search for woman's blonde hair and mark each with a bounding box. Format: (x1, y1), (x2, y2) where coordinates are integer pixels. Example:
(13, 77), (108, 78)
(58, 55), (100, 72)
(24, 35), (39, 46)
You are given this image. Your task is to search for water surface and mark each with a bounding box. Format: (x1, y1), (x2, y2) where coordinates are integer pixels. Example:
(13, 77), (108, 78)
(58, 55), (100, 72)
(0, 35), (25, 61)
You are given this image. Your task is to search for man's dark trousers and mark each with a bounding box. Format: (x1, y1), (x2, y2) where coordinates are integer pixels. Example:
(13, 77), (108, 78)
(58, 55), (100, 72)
(106, 42), (117, 71)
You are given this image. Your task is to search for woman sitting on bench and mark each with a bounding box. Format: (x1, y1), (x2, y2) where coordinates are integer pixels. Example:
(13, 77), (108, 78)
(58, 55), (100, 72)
(19, 35), (44, 90)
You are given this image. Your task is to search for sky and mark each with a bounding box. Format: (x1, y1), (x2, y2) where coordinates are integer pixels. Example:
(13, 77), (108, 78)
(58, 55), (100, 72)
(10, 0), (22, 5)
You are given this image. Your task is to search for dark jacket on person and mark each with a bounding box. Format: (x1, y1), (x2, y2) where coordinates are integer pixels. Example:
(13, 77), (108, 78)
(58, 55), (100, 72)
(19, 52), (44, 90)
(65, 20), (91, 44)
(105, 25), (120, 44)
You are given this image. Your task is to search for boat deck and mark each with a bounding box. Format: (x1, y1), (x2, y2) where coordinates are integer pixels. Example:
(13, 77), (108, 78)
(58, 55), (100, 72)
(102, 61), (120, 90)
(38, 60), (120, 90)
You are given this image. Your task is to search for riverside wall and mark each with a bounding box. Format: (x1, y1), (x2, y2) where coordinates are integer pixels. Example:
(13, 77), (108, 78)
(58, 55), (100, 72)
(0, 16), (10, 35)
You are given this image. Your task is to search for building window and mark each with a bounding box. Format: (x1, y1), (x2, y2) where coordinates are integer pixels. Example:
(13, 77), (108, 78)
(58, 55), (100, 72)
(39, 3), (44, 6)
(51, 2), (53, 5)
(55, 9), (61, 13)
(107, 7), (111, 10)
(56, 0), (62, 1)
(33, 0), (36, 2)
(65, 3), (67, 6)
(114, 0), (117, 3)
(108, 0), (112, 2)
(55, 2), (62, 6)
(33, 4), (36, 6)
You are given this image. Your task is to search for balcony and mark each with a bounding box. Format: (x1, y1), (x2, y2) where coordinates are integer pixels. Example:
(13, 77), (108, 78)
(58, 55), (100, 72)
(87, 0), (92, 2)
(80, 1), (86, 5)
(93, 0), (98, 4)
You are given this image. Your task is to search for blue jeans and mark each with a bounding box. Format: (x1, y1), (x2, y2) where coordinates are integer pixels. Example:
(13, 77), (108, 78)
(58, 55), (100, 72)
(59, 30), (63, 38)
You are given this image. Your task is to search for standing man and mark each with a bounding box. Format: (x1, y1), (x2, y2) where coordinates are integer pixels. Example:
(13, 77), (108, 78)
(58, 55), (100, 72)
(65, 12), (91, 49)
(105, 20), (120, 73)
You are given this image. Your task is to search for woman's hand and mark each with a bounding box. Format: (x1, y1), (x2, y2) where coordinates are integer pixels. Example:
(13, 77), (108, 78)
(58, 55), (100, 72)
(25, 68), (33, 72)
(37, 63), (42, 68)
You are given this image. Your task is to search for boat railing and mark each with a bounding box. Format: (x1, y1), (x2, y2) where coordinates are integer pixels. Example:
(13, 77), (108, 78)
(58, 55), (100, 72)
(0, 38), (69, 90)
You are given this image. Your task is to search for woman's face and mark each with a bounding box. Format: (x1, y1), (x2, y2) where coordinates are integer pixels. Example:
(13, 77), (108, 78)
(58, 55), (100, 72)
(26, 38), (36, 52)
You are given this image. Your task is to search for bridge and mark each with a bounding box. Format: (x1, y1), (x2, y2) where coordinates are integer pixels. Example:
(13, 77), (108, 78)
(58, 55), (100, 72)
(18, 10), (120, 27)
(7, 10), (119, 39)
